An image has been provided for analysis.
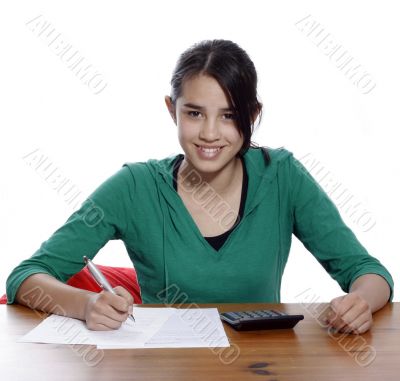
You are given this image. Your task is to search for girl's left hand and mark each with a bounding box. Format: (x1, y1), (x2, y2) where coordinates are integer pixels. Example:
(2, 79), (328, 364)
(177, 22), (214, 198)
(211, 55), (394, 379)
(326, 292), (373, 334)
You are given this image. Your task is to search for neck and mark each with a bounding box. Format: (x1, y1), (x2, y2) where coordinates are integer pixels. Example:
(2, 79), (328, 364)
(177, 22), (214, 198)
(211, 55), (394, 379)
(178, 156), (243, 196)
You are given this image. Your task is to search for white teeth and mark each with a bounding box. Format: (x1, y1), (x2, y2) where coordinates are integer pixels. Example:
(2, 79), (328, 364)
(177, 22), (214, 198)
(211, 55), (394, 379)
(199, 146), (221, 153)
(196, 145), (223, 158)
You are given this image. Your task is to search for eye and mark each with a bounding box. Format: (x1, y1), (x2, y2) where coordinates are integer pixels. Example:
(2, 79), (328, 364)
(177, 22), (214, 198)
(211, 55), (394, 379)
(188, 111), (202, 118)
(223, 113), (236, 120)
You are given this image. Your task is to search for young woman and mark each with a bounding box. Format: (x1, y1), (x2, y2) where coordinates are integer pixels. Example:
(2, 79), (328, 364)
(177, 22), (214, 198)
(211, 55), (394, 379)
(6, 39), (393, 333)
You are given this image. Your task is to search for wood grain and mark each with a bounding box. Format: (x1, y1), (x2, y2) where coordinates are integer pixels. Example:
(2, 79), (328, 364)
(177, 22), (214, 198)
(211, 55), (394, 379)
(1, 303), (399, 381)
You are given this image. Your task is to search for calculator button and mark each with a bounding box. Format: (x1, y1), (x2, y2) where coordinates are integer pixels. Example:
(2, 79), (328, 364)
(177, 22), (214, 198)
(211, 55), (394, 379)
(224, 313), (241, 320)
(220, 310), (304, 331)
(271, 310), (287, 316)
(231, 312), (245, 320)
(256, 310), (268, 316)
(246, 312), (260, 318)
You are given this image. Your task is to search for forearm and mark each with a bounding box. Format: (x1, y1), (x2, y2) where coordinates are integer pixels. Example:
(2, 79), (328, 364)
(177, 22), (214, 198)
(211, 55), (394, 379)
(15, 273), (95, 321)
(350, 274), (391, 313)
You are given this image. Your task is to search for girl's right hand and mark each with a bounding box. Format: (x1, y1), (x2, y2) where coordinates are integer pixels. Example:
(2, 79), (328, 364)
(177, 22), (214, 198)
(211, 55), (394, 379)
(84, 286), (134, 330)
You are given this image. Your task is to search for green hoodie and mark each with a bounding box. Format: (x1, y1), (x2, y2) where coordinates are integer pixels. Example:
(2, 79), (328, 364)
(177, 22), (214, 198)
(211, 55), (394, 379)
(6, 147), (394, 304)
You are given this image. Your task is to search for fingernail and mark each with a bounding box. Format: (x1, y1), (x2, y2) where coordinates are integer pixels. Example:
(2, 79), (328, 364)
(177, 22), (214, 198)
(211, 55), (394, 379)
(128, 305), (133, 314)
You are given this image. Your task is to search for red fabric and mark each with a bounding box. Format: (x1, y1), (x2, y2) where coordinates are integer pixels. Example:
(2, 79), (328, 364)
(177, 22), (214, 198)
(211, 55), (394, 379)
(0, 266), (142, 305)
(67, 265), (142, 304)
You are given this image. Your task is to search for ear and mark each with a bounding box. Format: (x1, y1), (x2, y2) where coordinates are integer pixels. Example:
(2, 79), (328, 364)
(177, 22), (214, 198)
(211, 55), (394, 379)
(164, 96), (177, 124)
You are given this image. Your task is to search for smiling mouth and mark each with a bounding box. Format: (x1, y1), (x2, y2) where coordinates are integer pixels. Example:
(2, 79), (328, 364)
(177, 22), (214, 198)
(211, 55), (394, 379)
(195, 144), (224, 153)
(194, 144), (225, 159)
(195, 144), (224, 152)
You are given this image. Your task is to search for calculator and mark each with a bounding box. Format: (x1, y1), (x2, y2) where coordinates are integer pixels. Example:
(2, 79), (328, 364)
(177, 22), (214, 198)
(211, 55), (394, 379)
(220, 309), (304, 331)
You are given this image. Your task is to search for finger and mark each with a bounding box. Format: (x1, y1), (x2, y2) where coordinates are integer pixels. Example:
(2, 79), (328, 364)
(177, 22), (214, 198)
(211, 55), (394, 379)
(336, 315), (370, 334)
(342, 311), (371, 334)
(94, 292), (130, 321)
(113, 286), (134, 308)
(326, 306), (353, 332)
(330, 296), (354, 319)
(97, 313), (126, 330)
(329, 294), (363, 328)
(87, 321), (115, 331)
(326, 309), (344, 327)
(338, 319), (357, 333)
(332, 304), (361, 329)
(102, 303), (130, 322)
(88, 315), (124, 331)
(102, 290), (131, 314)
(319, 305), (334, 325)
(86, 305), (125, 331)
(327, 312), (346, 330)
(340, 299), (369, 324)
(331, 319), (348, 333)
(328, 320), (356, 334)
(329, 319), (354, 335)
(355, 320), (372, 334)
(335, 299), (370, 333)
(327, 313), (366, 334)
(113, 287), (135, 319)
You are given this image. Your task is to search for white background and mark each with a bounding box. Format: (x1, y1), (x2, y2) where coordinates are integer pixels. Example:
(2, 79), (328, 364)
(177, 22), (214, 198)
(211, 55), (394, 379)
(1, 0), (398, 302)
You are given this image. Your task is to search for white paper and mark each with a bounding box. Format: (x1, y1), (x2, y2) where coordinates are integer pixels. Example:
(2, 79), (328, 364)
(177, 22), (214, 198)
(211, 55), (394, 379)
(18, 307), (175, 347)
(98, 308), (229, 349)
(94, 307), (175, 347)
(18, 307), (230, 349)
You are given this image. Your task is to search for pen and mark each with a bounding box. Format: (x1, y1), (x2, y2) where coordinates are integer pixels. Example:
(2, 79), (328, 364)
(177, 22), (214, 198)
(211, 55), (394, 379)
(83, 256), (135, 322)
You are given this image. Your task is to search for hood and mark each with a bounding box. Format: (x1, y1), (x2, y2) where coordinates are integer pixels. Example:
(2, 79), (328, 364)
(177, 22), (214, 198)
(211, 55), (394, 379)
(143, 146), (293, 303)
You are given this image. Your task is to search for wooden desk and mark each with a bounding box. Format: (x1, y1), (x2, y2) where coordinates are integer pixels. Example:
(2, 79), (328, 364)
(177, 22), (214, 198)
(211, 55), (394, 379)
(1, 303), (399, 380)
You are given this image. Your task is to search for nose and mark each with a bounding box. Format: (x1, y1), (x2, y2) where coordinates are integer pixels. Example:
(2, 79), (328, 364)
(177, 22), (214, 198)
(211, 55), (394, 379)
(199, 119), (221, 142)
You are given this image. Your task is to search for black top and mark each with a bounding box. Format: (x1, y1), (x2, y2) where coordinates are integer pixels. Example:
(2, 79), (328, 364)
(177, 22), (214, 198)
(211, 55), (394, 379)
(172, 155), (248, 251)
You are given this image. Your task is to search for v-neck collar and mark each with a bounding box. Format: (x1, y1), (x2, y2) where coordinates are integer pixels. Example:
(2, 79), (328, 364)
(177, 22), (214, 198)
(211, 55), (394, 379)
(150, 147), (282, 254)
(166, 154), (243, 253)
(171, 154), (248, 252)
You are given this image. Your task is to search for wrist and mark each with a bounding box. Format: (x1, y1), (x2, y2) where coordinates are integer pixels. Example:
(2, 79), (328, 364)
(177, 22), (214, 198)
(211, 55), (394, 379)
(76, 290), (97, 321)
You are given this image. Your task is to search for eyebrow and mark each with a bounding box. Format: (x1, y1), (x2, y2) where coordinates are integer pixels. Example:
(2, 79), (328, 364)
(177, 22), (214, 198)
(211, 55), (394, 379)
(182, 103), (233, 112)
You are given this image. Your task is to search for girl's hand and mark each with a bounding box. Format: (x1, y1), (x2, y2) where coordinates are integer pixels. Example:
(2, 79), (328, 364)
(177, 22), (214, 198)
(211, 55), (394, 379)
(84, 286), (134, 330)
(326, 292), (373, 334)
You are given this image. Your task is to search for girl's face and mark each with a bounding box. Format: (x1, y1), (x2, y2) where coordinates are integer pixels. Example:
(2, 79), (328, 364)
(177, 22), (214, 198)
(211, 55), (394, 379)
(165, 74), (244, 175)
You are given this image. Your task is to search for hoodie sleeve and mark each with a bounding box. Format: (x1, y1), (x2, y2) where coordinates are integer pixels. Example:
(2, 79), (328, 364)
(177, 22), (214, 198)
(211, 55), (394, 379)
(289, 154), (394, 302)
(5, 165), (135, 304)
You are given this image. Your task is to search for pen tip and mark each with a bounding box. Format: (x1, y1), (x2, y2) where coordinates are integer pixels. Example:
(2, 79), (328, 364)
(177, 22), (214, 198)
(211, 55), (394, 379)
(83, 256), (88, 264)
